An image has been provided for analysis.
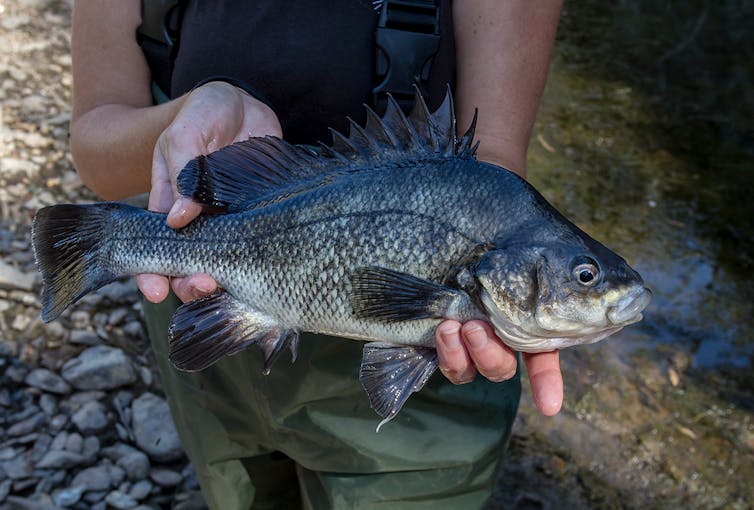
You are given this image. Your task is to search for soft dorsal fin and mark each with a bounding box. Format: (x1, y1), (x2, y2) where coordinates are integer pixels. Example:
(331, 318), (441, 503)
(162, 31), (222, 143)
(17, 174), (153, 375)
(177, 85), (478, 212)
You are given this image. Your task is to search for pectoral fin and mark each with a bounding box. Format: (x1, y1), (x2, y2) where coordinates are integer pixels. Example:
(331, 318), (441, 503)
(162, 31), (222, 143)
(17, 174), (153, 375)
(359, 342), (438, 432)
(168, 292), (298, 372)
(350, 266), (485, 322)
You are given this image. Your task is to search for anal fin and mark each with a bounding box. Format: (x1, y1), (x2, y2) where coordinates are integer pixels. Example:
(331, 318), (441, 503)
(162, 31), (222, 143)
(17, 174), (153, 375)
(359, 342), (438, 432)
(168, 292), (298, 372)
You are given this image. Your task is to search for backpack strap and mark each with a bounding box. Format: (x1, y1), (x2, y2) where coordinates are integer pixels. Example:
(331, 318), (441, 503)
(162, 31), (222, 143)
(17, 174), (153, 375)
(136, 0), (186, 102)
(373, 0), (441, 113)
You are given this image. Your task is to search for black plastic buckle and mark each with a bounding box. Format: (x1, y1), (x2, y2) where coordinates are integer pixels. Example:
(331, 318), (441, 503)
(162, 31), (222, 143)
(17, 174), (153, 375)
(373, 0), (440, 113)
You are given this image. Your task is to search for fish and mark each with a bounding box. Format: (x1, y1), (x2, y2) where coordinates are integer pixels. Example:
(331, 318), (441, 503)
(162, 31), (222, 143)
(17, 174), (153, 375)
(32, 88), (651, 430)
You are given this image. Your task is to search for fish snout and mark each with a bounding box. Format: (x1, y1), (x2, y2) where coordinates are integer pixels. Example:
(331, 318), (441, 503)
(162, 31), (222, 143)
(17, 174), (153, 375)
(607, 287), (652, 325)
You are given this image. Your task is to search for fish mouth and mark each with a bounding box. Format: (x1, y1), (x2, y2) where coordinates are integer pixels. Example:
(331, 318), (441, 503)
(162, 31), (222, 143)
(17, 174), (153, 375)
(607, 287), (652, 325)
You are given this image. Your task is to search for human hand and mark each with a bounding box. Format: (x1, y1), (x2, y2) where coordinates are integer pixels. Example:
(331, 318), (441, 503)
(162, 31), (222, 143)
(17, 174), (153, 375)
(435, 320), (563, 416)
(136, 81), (282, 303)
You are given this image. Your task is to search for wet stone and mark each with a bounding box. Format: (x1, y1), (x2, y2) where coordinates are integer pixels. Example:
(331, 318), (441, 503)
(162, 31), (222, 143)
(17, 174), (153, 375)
(24, 368), (71, 394)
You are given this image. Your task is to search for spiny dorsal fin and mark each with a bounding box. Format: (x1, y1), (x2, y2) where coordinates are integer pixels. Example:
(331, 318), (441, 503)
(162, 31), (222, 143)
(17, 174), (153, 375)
(177, 85), (478, 212)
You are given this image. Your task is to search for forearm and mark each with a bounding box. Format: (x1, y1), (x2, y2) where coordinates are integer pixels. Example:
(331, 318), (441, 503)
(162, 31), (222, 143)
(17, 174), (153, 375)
(453, 0), (563, 177)
(70, 99), (185, 200)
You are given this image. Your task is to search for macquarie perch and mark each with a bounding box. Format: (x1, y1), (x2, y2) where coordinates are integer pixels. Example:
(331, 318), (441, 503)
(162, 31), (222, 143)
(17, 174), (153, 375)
(32, 89), (651, 430)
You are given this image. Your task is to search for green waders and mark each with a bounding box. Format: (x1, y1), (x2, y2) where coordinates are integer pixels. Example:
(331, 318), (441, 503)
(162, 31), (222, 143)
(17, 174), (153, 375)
(145, 295), (520, 510)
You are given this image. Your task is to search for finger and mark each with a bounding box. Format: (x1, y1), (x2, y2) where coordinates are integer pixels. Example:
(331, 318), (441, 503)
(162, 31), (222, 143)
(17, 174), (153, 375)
(523, 350), (563, 416)
(170, 273), (218, 303)
(166, 197), (204, 229)
(136, 274), (170, 303)
(435, 320), (477, 384)
(461, 320), (518, 382)
(148, 148), (175, 213)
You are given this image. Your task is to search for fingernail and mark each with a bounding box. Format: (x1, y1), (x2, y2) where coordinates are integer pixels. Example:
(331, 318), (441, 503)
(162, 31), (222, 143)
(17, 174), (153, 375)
(464, 325), (488, 349)
(438, 325), (462, 350)
(168, 198), (187, 220)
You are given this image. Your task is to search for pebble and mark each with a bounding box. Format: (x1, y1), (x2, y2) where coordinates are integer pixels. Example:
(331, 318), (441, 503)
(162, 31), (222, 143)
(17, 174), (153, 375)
(61, 345), (137, 390)
(117, 451), (150, 481)
(35, 450), (86, 470)
(0, 454), (33, 479)
(52, 485), (85, 507)
(105, 490), (138, 509)
(128, 479), (152, 501)
(131, 393), (184, 462)
(68, 329), (101, 345)
(71, 464), (112, 492)
(0, 260), (36, 291)
(71, 400), (108, 434)
(63, 432), (83, 453)
(24, 368), (71, 394)
(7, 412), (46, 437)
(149, 468), (183, 488)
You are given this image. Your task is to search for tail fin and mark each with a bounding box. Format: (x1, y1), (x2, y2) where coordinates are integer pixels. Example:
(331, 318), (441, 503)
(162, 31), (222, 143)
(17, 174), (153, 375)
(32, 204), (120, 322)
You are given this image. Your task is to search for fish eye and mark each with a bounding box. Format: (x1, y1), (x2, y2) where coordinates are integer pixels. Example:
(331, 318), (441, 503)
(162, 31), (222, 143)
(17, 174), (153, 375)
(571, 257), (600, 287)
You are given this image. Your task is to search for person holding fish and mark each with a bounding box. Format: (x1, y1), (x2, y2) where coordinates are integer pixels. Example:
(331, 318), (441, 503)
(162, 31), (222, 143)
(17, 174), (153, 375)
(58, 1), (610, 508)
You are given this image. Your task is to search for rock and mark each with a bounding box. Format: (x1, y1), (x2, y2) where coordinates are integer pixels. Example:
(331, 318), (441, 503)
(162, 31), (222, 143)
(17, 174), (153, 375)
(50, 431), (69, 451)
(35, 450), (86, 469)
(71, 464), (112, 492)
(117, 451), (150, 481)
(108, 308), (129, 326)
(71, 400), (108, 434)
(61, 345), (137, 390)
(105, 490), (138, 510)
(0, 260), (35, 291)
(4, 494), (59, 510)
(68, 329), (101, 345)
(52, 485), (85, 507)
(0, 479), (11, 502)
(11, 314), (32, 331)
(97, 279), (139, 302)
(64, 432), (83, 453)
(131, 393), (184, 462)
(82, 435), (100, 461)
(28, 434), (52, 463)
(149, 468), (183, 488)
(7, 412), (46, 437)
(0, 454), (33, 479)
(24, 368), (71, 394)
(49, 413), (67, 432)
(128, 479), (152, 501)
(38, 394), (57, 415)
(83, 490), (108, 504)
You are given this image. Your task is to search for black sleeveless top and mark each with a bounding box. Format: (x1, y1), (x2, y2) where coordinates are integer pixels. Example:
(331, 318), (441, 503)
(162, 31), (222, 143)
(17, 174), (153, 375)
(170, 0), (456, 145)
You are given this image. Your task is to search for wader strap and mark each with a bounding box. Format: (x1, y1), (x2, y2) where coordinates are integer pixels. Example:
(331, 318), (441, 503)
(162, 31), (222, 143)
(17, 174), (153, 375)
(373, 0), (441, 113)
(136, 0), (185, 101)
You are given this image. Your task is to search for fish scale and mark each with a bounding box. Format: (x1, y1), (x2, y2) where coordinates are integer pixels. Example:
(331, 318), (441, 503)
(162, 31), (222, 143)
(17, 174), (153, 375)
(32, 88), (650, 429)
